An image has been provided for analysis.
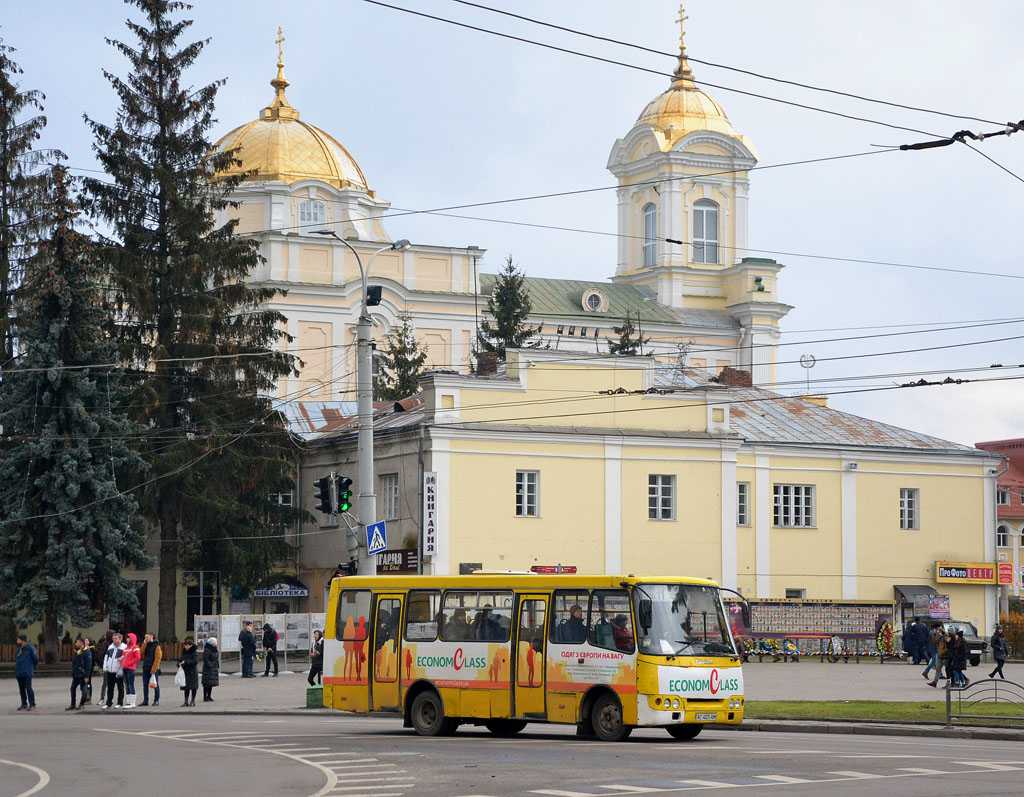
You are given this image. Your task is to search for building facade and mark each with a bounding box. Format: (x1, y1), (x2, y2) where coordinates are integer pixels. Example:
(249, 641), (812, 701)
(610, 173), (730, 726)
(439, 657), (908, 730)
(976, 438), (1024, 598)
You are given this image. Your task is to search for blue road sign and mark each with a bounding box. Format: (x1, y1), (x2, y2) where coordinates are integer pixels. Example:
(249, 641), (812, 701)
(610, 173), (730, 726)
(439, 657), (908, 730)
(366, 520), (387, 554)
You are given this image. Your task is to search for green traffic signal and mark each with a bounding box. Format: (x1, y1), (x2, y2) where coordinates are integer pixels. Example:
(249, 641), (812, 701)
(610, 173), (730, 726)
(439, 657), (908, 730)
(337, 475), (353, 513)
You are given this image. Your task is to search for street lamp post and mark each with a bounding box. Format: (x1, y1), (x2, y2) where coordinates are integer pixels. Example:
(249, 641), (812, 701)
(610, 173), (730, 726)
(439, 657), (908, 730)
(315, 230), (411, 575)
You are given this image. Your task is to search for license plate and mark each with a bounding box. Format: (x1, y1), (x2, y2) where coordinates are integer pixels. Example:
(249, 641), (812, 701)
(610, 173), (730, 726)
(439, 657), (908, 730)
(694, 712), (717, 721)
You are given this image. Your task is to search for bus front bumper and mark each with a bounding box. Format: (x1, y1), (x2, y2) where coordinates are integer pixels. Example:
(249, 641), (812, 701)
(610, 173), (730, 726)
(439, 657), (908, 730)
(635, 694), (744, 727)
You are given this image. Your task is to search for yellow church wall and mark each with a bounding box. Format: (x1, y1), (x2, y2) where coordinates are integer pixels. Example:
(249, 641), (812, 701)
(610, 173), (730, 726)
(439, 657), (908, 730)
(418, 328), (452, 369)
(373, 251), (403, 283)
(461, 330), (472, 367)
(446, 442), (607, 572)
(297, 320), (334, 399)
(279, 241), (290, 281)
(299, 245), (332, 283)
(233, 203), (266, 235)
(415, 254), (453, 292)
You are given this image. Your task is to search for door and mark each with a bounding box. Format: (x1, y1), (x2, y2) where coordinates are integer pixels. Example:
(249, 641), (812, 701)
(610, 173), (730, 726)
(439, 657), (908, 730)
(371, 594), (403, 711)
(513, 595), (548, 717)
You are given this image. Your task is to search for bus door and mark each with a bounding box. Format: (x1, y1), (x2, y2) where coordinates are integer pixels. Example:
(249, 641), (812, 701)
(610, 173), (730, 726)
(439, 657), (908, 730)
(513, 595), (548, 717)
(370, 594), (403, 712)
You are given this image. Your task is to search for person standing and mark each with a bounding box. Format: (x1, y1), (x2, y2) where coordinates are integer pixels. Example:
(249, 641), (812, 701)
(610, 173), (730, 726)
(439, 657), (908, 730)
(238, 622), (257, 678)
(68, 638), (93, 710)
(140, 633), (162, 706)
(907, 617), (927, 665)
(178, 637), (199, 707)
(927, 627), (949, 688)
(308, 630), (324, 686)
(95, 630), (114, 707)
(121, 632), (141, 708)
(950, 629), (969, 687)
(922, 622), (941, 681)
(990, 625), (1009, 679)
(262, 623), (279, 677)
(14, 634), (39, 712)
(101, 632), (126, 709)
(201, 637), (220, 702)
(82, 637), (96, 704)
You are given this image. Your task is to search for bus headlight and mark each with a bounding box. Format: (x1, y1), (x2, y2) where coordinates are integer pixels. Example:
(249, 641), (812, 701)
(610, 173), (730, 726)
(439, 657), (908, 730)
(672, 698), (680, 709)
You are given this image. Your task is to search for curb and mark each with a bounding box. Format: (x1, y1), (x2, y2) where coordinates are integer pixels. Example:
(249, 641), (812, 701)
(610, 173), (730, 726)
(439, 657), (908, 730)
(720, 719), (1024, 742)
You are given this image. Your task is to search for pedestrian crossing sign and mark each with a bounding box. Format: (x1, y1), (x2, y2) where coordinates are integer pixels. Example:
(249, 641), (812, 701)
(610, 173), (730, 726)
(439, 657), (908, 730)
(366, 520), (387, 554)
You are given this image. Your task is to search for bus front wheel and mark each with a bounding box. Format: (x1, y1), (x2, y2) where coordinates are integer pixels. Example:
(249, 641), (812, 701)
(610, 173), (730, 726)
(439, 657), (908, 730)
(592, 694), (633, 742)
(484, 719), (528, 737)
(666, 724), (703, 740)
(411, 691), (458, 737)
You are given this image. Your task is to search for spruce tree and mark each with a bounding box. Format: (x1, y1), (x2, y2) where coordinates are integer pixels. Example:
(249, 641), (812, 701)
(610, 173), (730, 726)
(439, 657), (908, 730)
(0, 165), (152, 662)
(84, 0), (300, 638)
(607, 310), (649, 356)
(374, 313), (429, 401)
(0, 39), (56, 366)
(477, 255), (540, 360)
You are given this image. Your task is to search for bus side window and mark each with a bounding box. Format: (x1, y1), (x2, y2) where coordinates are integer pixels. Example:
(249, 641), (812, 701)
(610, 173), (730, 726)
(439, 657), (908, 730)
(405, 590), (440, 641)
(336, 590), (371, 642)
(549, 590), (590, 645)
(441, 590), (477, 641)
(590, 590), (634, 653)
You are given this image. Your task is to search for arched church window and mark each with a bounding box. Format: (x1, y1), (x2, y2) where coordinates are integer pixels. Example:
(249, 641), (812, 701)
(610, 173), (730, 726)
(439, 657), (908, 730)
(693, 199), (719, 264)
(997, 525), (1010, 548)
(299, 199), (327, 229)
(642, 203), (657, 267)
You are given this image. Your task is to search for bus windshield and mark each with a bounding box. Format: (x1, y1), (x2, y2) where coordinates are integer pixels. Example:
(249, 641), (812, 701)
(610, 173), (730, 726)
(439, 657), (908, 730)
(635, 583), (735, 657)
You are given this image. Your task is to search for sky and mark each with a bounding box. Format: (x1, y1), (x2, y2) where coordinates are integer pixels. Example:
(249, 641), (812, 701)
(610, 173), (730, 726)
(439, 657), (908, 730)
(3, 0), (1023, 446)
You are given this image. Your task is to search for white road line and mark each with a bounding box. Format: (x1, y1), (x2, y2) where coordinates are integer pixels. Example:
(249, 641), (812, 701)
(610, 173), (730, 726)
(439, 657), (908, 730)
(828, 771), (884, 779)
(955, 762), (1022, 771)
(325, 777), (414, 783)
(677, 781), (739, 789)
(837, 754), (921, 759)
(326, 786), (414, 792)
(598, 786), (666, 793)
(753, 776), (815, 784)
(531, 790), (596, 796)
(749, 750), (829, 756)
(1, 759), (51, 797)
(896, 768), (949, 775)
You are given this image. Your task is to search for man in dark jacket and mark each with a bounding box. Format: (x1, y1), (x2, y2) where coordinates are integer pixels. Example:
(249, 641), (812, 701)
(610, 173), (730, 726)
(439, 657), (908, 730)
(69, 638), (93, 710)
(140, 633), (162, 706)
(15, 634), (39, 712)
(950, 629), (969, 687)
(907, 618), (928, 665)
(238, 622), (257, 678)
(95, 630), (114, 706)
(262, 623), (279, 677)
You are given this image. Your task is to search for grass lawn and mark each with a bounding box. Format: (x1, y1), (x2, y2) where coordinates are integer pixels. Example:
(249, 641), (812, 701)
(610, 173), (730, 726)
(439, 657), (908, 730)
(746, 700), (1024, 724)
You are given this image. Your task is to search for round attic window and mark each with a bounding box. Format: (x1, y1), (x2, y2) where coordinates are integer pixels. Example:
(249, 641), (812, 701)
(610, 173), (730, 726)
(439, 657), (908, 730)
(583, 289), (607, 312)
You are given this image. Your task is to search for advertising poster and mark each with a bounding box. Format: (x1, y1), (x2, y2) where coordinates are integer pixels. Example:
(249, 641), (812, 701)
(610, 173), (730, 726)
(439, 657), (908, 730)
(194, 615), (219, 649)
(913, 594), (931, 617)
(311, 613), (326, 638)
(928, 595), (951, 619)
(287, 613), (311, 651)
(221, 615), (241, 651)
(727, 600), (894, 640)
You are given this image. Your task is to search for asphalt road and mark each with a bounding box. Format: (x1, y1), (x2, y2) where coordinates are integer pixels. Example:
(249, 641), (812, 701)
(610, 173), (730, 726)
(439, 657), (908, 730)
(2, 713), (1022, 797)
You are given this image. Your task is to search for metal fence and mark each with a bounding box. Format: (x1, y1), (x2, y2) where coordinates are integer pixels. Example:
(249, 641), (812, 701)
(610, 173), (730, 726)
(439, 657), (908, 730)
(946, 677), (1024, 728)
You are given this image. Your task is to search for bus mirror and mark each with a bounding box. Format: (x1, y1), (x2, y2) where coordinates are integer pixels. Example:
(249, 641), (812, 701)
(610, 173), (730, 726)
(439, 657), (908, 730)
(742, 602), (751, 628)
(638, 599), (652, 631)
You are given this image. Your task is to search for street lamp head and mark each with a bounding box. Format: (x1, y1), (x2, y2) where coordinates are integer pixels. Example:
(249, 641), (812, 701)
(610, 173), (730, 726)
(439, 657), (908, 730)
(392, 239), (412, 252)
(313, 229), (337, 238)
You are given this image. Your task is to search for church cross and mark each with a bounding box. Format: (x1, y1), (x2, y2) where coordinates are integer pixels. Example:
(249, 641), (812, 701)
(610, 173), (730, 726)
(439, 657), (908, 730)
(276, 26), (285, 65)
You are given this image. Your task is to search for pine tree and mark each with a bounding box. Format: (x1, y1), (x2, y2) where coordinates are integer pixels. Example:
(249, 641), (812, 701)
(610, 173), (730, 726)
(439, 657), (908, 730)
(477, 255), (541, 360)
(374, 313), (429, 401)
(0, 39), (57, 367)
(0, 165), (152, 662)
(84, 0), (301, 638)
(607, 310), (650, 356)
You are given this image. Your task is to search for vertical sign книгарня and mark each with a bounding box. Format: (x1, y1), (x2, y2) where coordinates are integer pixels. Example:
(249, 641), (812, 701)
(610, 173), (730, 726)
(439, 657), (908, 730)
(423, 472), (438, 556)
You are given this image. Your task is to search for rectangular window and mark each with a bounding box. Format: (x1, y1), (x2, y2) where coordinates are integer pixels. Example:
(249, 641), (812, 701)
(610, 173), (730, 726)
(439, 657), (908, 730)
(785, 588), (806, 599)
(516, 470), (539, 517)
(648, 474), (675, 520)
(900, 488), (919, 530)
(374, 597), (401, 682)
(404, 590), (440, 641)
(550, 590), (591, 645)
(588, 590), (635, 653)
(737, 483), (750, 526)
(440, 590), (512, 642)
(517, 600), (547, 687)
(773, 484), (815, 527)
(335, 590), (371, 641)
(997, 490), (1010, 506)
(997, 527), (1010, 548)
(380, 473), (399, 521)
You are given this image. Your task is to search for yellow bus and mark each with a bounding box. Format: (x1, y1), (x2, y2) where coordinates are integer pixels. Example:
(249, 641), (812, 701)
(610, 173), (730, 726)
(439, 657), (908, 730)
(324, 573), (746, 741)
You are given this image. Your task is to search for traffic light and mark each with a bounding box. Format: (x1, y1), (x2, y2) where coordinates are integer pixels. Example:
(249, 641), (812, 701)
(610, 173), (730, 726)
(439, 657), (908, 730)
(313, 476), (334, 514)
(336, 475), (353, 513)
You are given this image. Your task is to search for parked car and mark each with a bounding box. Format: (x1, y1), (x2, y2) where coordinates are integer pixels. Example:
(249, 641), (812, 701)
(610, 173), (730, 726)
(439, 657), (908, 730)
(941, 620), (988, 666)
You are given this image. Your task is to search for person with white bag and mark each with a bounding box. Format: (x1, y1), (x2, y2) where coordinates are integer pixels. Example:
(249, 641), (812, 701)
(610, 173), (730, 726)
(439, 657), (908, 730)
(177, 637), (198, 707)
(140, 633), (163, 706)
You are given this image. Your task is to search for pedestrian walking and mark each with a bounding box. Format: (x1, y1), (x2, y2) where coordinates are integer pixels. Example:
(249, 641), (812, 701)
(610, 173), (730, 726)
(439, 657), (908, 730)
(906, 617), (927, 665)
(140, 633), (162, 706)
(95, 630), (114, 706)
(121, 632), (141, 709)
(178, 637), (199, 707)
(922, 622), (942, 681)
(950, 629), (969, 687)
(262, 623), (279, 677)
(308, 629), (324, 686)
(989, 625), (1009, 679)
(202, 638), (220, 702)
(101, 632), (126, 709)
(14, 634), (39, 712)
(68, 638), (93, 710)
(238, 621), (257, 678)
(927, 627), (949, 688)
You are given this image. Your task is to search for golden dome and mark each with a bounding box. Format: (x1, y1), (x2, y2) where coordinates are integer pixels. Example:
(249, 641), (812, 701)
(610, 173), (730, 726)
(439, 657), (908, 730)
(635, 8), (749, 153)
(211, 38), (370, 192)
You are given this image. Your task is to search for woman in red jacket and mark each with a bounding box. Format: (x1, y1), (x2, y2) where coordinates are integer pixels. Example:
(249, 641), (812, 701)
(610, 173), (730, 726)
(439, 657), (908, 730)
(121, 633), (142, 709)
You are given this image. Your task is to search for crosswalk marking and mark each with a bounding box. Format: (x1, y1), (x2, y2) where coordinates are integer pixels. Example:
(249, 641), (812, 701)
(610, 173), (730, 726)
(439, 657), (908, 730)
(829, 771), (884, 779)
(597, 787), (665, 793)
(677, 781), (739, 789)
(754, 775), (815, 784)
(955, 762), (1022, 771)
(896, 768), (948, 775)
(531, 790), (595, 796)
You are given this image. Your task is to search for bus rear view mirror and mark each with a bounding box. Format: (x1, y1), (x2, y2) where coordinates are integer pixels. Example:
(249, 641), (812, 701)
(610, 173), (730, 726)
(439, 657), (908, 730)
(638, 599), (652, 631)
(741, 602), (751, 628)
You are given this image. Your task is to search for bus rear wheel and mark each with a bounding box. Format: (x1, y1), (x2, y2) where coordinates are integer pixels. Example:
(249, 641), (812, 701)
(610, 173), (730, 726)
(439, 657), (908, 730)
(411, 691), (458, 737)
(484, 719), (528, 737)
(666, 724), (703, 740)
(592, 694), (633, 742)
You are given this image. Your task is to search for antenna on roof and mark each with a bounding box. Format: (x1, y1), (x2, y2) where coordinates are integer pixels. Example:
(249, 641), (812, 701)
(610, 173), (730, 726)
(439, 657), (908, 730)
(799, 354), (816, 394)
